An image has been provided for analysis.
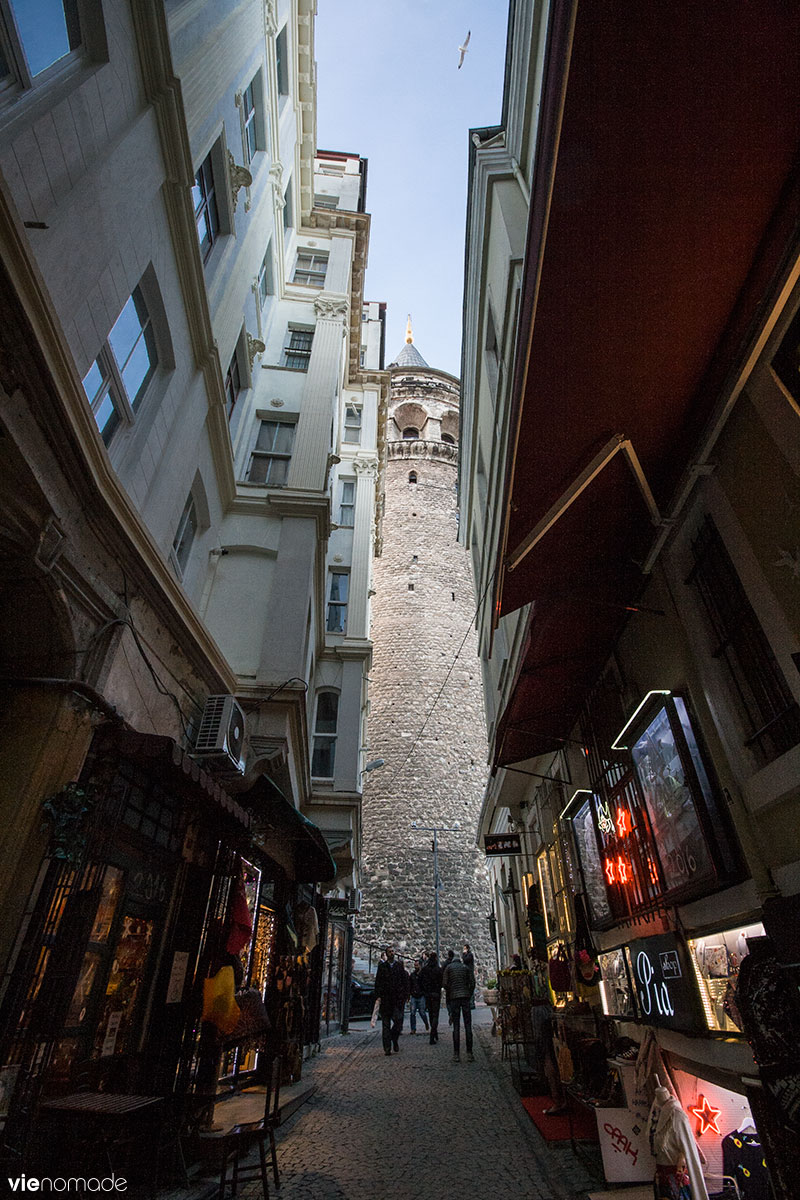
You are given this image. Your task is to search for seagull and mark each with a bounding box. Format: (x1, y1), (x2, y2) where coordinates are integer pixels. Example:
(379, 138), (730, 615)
(458, 30), (471, 69)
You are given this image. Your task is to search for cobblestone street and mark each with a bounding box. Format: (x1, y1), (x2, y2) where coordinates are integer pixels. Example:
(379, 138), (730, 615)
(238, 1009), (602, 1200)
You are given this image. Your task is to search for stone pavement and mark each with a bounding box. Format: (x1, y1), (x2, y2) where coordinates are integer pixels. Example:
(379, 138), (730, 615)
(232, 1007), (603, 1200)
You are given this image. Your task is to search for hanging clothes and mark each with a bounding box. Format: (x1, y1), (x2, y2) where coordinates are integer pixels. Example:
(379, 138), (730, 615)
(294, 900), (319, 952)
(721, 1130), (770, 1200)
(225, 867), (253, 956)
(648, 1096), (709, 1200)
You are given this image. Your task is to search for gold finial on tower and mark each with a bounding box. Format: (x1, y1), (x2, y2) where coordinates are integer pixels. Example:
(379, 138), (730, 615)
(405, 314), (413, 344)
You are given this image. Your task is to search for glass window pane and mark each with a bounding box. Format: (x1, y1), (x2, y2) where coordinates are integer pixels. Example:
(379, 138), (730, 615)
(329, 573), (348, 602)
(82, 359), (104, 404)
(120, 335), (153, 406)
(248, 456), (268, 484)
(108, 296), (142, 365)
(266, 458), (288, 486)
(311, 737), (335, 778)
(326, 605), (346, 634)
(274, 423), (295, 454)
(11, 0), (79, 77)
(315, 693), (338, 732)
(95, 392), (119, 444)
(254, 421), (277, 452)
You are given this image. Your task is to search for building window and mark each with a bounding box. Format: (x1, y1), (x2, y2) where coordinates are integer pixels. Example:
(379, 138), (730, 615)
(326, 570), (349, 634)
(338, 479), (355, 526)
(402, 426), (419, 440)
(292, 251), (328, 288)
(81, 285), (157, 445)
(275, 24), (288, 97)
(248, 418), (296, 485)
(689, 515), (800, 763)
(408, 583), (414, 591)
(171, 493), (197, 576)
(441, 433), (455, 445)
(314, 193), (338, 210)
(1, 0), (82, 88)
(343, 406), (362, 444)
(283, 179), (293, 231)
(224, 351), (242, 420)
(311, 691), (338, 778)
(241, 74), (262, 163)
(772, 304), (800, 405)
(193, 152), (220, 262)
(283, 327), (313, 370)
(408, 471), (417, 483)
(257, 243), (273, 307)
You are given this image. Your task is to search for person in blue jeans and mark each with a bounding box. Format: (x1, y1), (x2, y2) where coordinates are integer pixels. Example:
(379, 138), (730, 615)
(443, 950), (475, 1062)
(408, 959), (429, 1034)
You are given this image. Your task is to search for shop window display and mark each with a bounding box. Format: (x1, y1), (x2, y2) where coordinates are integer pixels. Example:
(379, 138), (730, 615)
(688, 923), (765, 1033)
(598, 949), (635, 1019)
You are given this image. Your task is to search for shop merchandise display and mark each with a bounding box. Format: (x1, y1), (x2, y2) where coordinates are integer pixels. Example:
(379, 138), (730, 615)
(688, 924), (764, 1033)
(273, 954), (309, 1083)
(648, 1084), (709, 1200)
(721, 1126), (770, 1200)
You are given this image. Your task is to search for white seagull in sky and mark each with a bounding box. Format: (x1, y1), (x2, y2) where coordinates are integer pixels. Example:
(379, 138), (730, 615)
(458, 30), (471, 69)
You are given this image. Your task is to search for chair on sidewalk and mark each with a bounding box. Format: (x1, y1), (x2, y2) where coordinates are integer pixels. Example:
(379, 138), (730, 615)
(209, 1054), (282, 1198)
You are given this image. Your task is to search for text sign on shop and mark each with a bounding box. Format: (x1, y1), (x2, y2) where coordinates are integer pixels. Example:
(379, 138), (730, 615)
(626, 933), (705, 1032)
(484, 833), (522, 856)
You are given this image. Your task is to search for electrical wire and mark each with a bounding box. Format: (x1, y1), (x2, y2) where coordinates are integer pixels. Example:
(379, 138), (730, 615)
(376, 565), (497, 794)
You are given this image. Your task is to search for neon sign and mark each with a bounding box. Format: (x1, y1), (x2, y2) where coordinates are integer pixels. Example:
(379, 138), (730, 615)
(597, 799), (615, 836)
(616, 807), (631, 838)
(635, 949), (675, 1018)
(690, 1095), (721, 1136)
(604, 855), (632, 886)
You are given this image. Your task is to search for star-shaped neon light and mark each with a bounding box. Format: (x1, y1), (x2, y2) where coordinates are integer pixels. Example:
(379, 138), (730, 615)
(690, 1095), (721, 1136)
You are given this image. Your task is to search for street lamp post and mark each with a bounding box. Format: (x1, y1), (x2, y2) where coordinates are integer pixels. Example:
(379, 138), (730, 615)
(411, 822), (460, 961)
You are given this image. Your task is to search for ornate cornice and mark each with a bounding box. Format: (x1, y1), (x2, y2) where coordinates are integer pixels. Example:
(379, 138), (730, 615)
(228, 152), (253, 210)
(353, 458), (378, 477)
(263, 0), (278, 37)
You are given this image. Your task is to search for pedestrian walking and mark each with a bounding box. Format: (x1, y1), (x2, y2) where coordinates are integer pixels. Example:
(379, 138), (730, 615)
(462, 942), (476, 1010)
(443, 949), (475, 1063)
(374, 946), (409, 1055)
(408, 959), (429, 1034)
(419, 952), (443, 1044)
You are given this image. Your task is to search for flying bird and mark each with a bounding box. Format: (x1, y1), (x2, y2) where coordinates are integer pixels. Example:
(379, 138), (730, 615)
(458, 30), (471, 69)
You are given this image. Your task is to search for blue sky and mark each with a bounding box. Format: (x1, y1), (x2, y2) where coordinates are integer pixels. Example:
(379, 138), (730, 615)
(315, 1), (509, 378)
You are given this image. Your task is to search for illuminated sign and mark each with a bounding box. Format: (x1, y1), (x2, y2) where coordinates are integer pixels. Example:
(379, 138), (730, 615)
(625, 933), (706, 1032)
(690, 1095), (721, 1136)
(484, 832), (522, 856)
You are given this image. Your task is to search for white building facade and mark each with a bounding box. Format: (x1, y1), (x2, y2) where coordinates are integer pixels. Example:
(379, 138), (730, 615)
(0, 0), (387, 1157)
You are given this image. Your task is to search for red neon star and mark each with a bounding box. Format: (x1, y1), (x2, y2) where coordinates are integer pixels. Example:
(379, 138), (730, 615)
(605, 858), (616, 885)
(690, 1095), (721, 1136)
(616, 807), (631, 838)
(617, 856), (629, 884)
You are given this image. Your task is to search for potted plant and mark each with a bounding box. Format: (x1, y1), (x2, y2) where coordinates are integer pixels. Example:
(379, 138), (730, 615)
(482, 977), (499, 1005)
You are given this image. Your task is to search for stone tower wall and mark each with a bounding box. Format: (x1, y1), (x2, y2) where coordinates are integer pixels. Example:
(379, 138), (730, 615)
(359, 365), (495, 980)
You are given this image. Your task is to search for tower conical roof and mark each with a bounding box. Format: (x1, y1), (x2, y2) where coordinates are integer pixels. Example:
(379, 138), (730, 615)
(389, 314), (430, 369)
(390, 341), (429, 369)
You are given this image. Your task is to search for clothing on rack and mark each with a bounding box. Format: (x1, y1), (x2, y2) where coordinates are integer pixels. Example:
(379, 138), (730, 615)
(721, 1129), (770, 1200)
(648, 1093), (708, 1200)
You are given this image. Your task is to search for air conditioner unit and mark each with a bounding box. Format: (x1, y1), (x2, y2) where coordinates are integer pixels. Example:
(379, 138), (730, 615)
(193, 695), (246, 772)
(349, 888), (363, 914)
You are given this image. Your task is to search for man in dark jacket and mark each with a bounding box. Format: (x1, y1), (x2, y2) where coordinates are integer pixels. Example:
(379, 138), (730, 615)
(374, 946), (408, 1055)
(408, 959), (429, 1035)
(419, 952), (443, 1044)
(443, 950), (475, 1062)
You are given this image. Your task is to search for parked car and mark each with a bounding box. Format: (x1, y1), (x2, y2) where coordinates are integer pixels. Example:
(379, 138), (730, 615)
(349, 976), (375, 1019)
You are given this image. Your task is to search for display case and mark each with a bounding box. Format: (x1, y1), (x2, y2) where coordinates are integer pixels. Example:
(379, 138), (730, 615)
(688, 922), (765, 1033)
(598, 949), (635, 1019)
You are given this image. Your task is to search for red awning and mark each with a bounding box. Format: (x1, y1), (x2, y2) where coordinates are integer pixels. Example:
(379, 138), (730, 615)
(492, 1), (800, 766)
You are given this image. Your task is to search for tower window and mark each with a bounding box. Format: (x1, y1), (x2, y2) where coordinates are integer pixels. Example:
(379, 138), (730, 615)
(441, 433), (455, 445)
(408, 471), (417, 483)
(408, 584), (414, 591)
(402, 427), (419, 440)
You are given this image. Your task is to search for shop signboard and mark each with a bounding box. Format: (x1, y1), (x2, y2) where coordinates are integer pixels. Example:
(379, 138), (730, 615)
(328, 897), (349, 918)
(596, 1106), (656, 1182)
(484, 832), (522, 856)
(625, 932), (706, 1033)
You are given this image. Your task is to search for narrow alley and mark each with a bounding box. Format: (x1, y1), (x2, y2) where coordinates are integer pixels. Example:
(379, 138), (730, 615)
(213, 1010), (600, 1200)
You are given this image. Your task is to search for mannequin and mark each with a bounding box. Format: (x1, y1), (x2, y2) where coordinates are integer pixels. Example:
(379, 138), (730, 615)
(648, 1078), (709, 1200)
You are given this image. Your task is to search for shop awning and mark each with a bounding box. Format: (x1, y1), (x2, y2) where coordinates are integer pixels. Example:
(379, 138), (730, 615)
(94, 726), (253, 828)
(243, 775), (337, 883)
(493, 0), (800, 766)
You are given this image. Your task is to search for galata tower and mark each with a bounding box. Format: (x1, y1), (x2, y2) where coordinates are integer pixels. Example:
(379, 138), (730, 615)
(358, 321), (493, 976)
